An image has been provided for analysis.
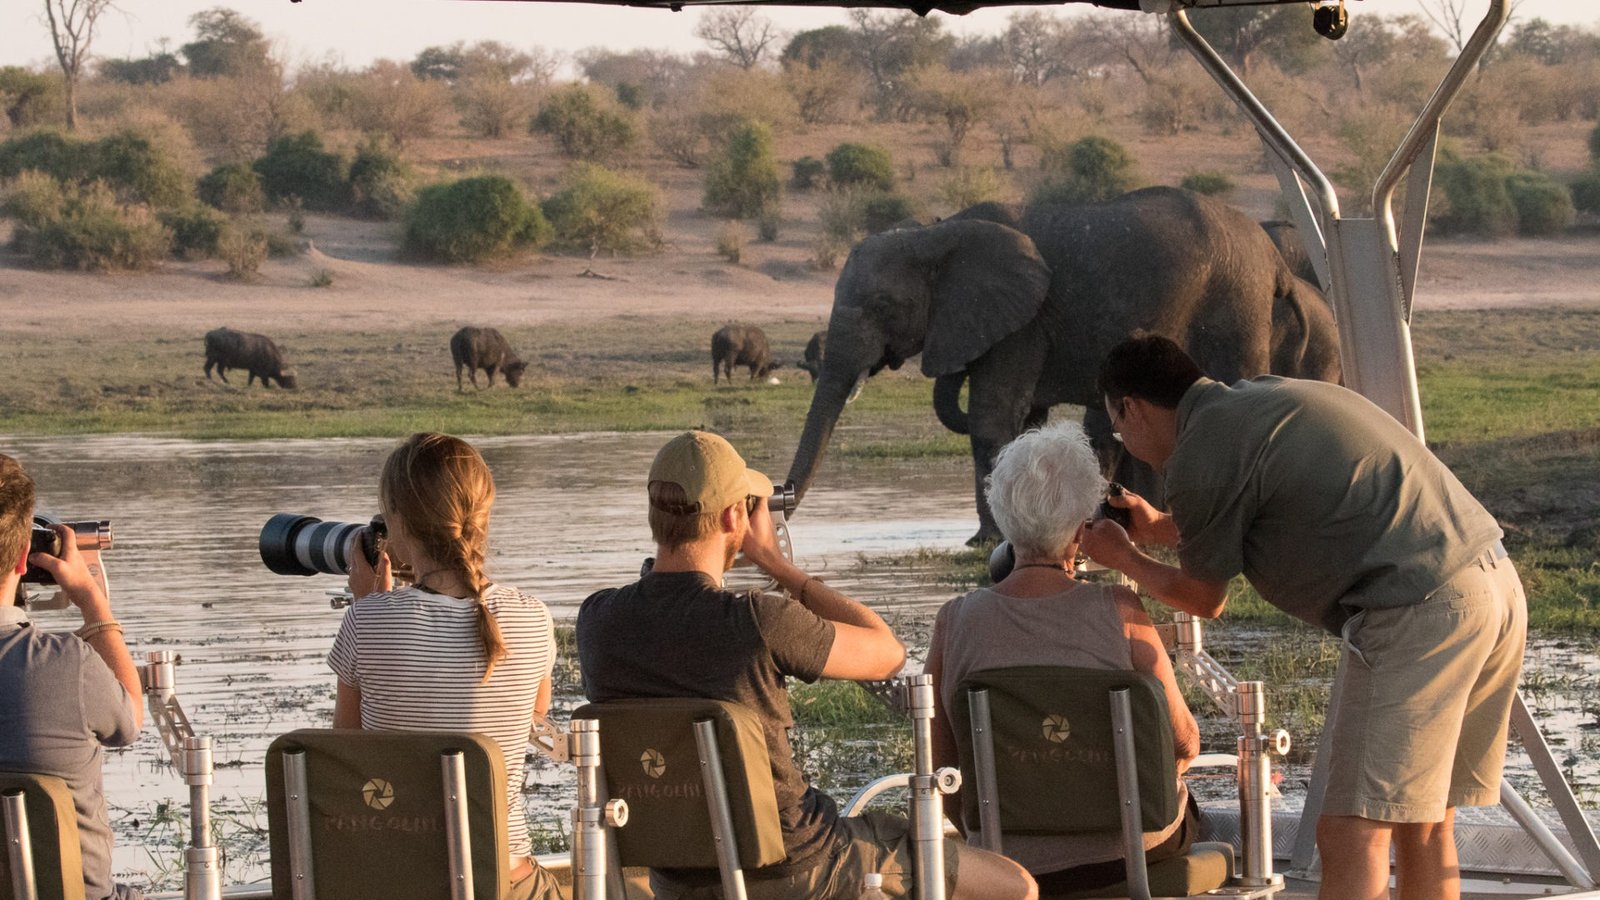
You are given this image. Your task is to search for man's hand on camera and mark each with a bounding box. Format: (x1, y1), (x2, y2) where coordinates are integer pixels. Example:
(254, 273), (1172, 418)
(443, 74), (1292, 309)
(1082, 519), (1138, 572)
(740, 500), (787, 574)
(1105, 488), (1179, 547)
(347, 546), (393, 599)
(28, 525), (112, 623)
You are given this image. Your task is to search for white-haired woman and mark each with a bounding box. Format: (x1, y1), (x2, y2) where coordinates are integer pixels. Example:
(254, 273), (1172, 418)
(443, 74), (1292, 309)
(926, 421), (1200, 895)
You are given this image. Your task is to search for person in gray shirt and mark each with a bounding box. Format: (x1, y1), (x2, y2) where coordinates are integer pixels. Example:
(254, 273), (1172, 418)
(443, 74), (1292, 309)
(1080, 336), (1525, 900)
(0, 454), (145, 900)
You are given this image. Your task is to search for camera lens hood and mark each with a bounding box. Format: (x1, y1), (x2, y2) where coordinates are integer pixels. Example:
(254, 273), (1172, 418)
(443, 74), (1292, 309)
(260, 513), (319, 576)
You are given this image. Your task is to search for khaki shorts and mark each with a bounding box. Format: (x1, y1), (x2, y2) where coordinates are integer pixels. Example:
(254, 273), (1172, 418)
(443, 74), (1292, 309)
(650, 811), (964, 899)
(1323, 547), (1527, 823)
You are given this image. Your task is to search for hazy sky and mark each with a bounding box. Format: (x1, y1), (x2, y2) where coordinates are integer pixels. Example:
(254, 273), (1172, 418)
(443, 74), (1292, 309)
(3, 1), (1595, 72)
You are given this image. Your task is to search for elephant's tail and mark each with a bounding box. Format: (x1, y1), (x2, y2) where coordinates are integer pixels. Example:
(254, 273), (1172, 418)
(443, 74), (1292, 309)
(933, 372), (970, 435)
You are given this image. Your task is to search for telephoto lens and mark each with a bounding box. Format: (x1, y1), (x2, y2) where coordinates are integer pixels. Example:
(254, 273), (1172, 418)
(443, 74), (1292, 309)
(259, 514), (385, 577)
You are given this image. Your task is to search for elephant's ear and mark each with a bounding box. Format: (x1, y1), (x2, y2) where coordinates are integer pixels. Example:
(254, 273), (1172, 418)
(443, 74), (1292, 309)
(916, 220), (1052, 378)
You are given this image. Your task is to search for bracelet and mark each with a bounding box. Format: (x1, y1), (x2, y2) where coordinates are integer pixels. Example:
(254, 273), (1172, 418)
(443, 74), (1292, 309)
(76, 621), (123, 641)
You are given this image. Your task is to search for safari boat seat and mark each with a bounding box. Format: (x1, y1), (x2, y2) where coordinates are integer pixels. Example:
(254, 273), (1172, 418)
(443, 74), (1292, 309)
(1, 772), (86, 900)
(265, 729), (510, 900)
(952, 666), (1234, 900)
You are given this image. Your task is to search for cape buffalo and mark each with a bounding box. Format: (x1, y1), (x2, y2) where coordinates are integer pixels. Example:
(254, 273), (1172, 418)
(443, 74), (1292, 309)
(711, 324), (781, 384)
(450, 326), (527, 390)
(204, 328), (298, 389)
(798, 330), (826, 382)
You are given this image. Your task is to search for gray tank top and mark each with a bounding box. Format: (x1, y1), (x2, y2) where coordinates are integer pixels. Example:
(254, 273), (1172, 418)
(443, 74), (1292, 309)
(935, 582), (1186, 874)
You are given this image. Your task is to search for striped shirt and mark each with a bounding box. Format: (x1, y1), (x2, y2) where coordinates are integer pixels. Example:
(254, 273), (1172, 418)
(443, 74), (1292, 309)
(328, 584), (554, 860)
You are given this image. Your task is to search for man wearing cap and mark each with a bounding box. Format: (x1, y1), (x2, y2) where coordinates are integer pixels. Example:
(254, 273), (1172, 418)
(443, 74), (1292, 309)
(577, 430), (1037, 900)
(1080, 336), (1526, 900)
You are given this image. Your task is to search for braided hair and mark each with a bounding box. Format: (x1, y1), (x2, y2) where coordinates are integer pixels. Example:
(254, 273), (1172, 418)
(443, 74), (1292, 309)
(379, 433), (508, 682)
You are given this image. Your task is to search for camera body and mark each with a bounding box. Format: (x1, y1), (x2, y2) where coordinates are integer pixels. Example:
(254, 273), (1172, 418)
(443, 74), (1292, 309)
(259, 513), (386, 577)
(23, 516), (114, 585)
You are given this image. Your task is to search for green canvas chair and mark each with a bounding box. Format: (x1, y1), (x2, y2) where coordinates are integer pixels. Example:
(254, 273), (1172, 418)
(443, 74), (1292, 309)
(1, 773), (86, 900)
(571, 699), (786, 900)
(951, 666), (1234, 900)
(264, 729), (511, 900)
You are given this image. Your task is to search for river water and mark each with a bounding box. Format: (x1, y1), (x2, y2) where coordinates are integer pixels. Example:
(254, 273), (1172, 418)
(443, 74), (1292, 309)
(4, 431), (1596, 888)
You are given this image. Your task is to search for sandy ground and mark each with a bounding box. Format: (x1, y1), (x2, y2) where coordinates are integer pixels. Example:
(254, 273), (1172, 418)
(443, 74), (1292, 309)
(0, 215), (1595, 339)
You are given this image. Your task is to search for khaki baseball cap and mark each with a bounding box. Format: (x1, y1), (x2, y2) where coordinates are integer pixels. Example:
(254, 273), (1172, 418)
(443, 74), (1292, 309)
(649, 431), (771, 514)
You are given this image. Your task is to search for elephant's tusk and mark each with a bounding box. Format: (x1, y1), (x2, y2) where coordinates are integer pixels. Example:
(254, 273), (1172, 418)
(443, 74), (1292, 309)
(846, 373), (867, 405)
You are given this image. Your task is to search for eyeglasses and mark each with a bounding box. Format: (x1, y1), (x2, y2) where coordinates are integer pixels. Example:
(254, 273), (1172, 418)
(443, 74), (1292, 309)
(1104, 398), (1126, 443)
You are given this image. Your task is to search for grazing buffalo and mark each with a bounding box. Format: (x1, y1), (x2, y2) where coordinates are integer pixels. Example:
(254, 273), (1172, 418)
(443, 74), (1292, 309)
(797, 330), (827, 382)
(711, 323), (781, 384)
(204, 327), (298, 389)
(450, 326), (527, 390)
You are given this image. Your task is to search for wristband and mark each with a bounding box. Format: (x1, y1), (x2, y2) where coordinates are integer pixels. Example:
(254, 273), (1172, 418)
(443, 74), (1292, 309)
(76, 620), (123, 641)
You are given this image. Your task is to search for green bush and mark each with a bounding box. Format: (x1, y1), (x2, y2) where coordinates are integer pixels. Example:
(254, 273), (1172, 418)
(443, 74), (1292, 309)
(197, 163), (265, 213)
(1590, 122), (1600, 167)
(0, 68), (64, 129)
(936, 167), (1002, 211)
(1572, 172), (1600, 215)
(757, 206), (780, 242)
(158, 205), (228, 259)
(715, 221), (744, 263)
(540, 163), (662, 256)
(862, 192), (917, 234)
(252, 131), (350, 211)
(704, 121), (781, 219)
(791, 156), (826, 191)
(348, 138), (414, 220)
(404, 175), (550, 263)
(1504, 171), (1576, 236)
(817, 187), (916, 241)
(1431, 154), (1518, 237)
(826, 143), (894, 191)
(1181, 171), (1235, 197)
(4, 172), (171, 271)
(1032, 135), (1138, 208)
(0, 131), (90, 181)
(0, 130), (189, 207)
(218, 224), (268, 279)
(532, 85), (637, 161)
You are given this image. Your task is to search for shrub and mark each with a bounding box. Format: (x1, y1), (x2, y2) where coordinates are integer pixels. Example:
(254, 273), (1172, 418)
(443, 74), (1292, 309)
(218, 224), (268, 279)
(159, 205), (228, 259)
(346, 60), (451, 147)
(252, 131), (350, 211)
(1590, 122), (1600, 167)
(1504, 171), (1575, 236)
(1181, 171), (1235, 197)
(791, 156), (826, 191)
(348, 138), (414, 220)
(811, 235), (845, 271)
(404, 175), (551, 263)
(826, 143), (895, 191)
(1572, 173), (1600, 215)
(4, 173), (171, 271)
(818, 189), (866, 243)
(1431, 154), (1517, 237)
(715, 221), (745, 263)
(703, 121), (781, 219)
(310, 268), (334, 287)
(198, 162), (265, 213)
(91, 131), (191, 208)
(1032, 135), (1138, 208)
(0, 131), (91, 181)
(457, 76), (535, 139)
(649, 110), (708, 169)
(936, 167), (1002, 211)
(862, 192), (917, 234)
(540, 163), (662, 256)
(0, 67), (64, 129)
(757, 206), (780, 242)
(532, 85), (637, 161)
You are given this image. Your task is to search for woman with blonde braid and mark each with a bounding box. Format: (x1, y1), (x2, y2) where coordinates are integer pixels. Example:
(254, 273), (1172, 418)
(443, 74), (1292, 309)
(329, 432), (562, 900)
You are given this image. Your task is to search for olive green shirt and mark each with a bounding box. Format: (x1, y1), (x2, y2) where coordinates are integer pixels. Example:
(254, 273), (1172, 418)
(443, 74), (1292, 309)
(1164, 376), (1503, 635)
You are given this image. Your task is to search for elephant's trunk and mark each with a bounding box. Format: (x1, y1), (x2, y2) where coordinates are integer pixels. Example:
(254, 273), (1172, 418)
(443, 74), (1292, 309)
(932, 373), (969, 435)
(787, 372), (858, 509)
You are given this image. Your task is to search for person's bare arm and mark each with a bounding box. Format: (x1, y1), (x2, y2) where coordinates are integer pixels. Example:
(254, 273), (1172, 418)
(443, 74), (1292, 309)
(1116, 590), (1200, 771)
(1082, 520), (1229, 619)
(742, 504), (905, 680)
(31, 526), (143, 731)
(333, 681), (363, 729)
(535, 669), (553, 718)
(1104, 488), (1181, 548)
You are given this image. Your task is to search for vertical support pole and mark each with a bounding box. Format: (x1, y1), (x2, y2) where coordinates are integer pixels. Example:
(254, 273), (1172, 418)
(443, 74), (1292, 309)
(1499, 782), (1595, 889)
(693, 719), (747, 900)
(440, 751), (474, 900)
(967, 689), (1003, 855)
(1510, 692), (1600, 878)
(1234, 682), (1282, 888)
(3, 789), (39, 900)
(1109, 689), (1152, 900)
(905, 675), (948, 900)
(570, 720), (607, 900)
(283, 750), (317, 900)
(182, 736), (221, 900)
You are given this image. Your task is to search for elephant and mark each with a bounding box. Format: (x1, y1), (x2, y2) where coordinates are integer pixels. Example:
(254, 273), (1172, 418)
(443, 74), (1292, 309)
(786, 186), (1341, 544)
(1261, 219), (1320, 285)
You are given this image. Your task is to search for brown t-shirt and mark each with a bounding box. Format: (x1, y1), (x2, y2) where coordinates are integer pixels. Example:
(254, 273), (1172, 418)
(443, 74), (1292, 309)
(1166, 376), (1504, 634)
(577, 570), (837, 881)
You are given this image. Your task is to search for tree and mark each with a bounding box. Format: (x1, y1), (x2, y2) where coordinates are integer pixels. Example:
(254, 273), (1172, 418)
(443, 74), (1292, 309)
(907, 66), (1000, 166)
(0, 66), (63, 128)
(1185, 6), (1325, 77)
(182, 8), (271, 78)
(847, 10), (955, 120)
(100, 44), (183, 85)
(695, 8), (780, 71)
(1000, 11), (1075, 87)
(42, 0), (115, 130)
(781, 26), (856, 70)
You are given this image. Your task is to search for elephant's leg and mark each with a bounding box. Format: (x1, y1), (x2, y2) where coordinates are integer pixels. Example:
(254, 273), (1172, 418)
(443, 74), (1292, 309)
(1023, 406), (1049, 431)
(962, 336), (1049, 546)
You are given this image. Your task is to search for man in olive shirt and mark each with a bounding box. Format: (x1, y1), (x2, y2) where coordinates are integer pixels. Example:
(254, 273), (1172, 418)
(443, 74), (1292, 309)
(1081, 337), (1525, 900)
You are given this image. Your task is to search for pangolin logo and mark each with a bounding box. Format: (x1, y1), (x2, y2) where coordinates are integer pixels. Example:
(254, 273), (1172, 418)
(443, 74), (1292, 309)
(1042, 714), (1071, 743)
(640, 749), (667, 779)
(361, 778), (395, 810)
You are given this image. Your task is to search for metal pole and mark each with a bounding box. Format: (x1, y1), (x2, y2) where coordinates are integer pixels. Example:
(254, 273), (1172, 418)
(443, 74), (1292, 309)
(1511, 692), (1600, 879)
(693, 718), (747, 900)
(967, 689), (1002, 855)
(182, 736), (222, 900)
(570, 720), (607, 900)
(1109, 689), (1152, 900)
(440, 751), (474, 900)
(1234, 682), (1284, 888)
(3, 789), (39, 900)
(283, 750), (317, 900)
(1500, 782), (1594, 889)
(905, 675), (948, 900)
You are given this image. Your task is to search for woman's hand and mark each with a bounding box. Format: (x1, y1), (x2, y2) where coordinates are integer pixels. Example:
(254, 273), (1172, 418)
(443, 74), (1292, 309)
(1081, 518), (1137, 572)
(346, 543), (393, 599)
